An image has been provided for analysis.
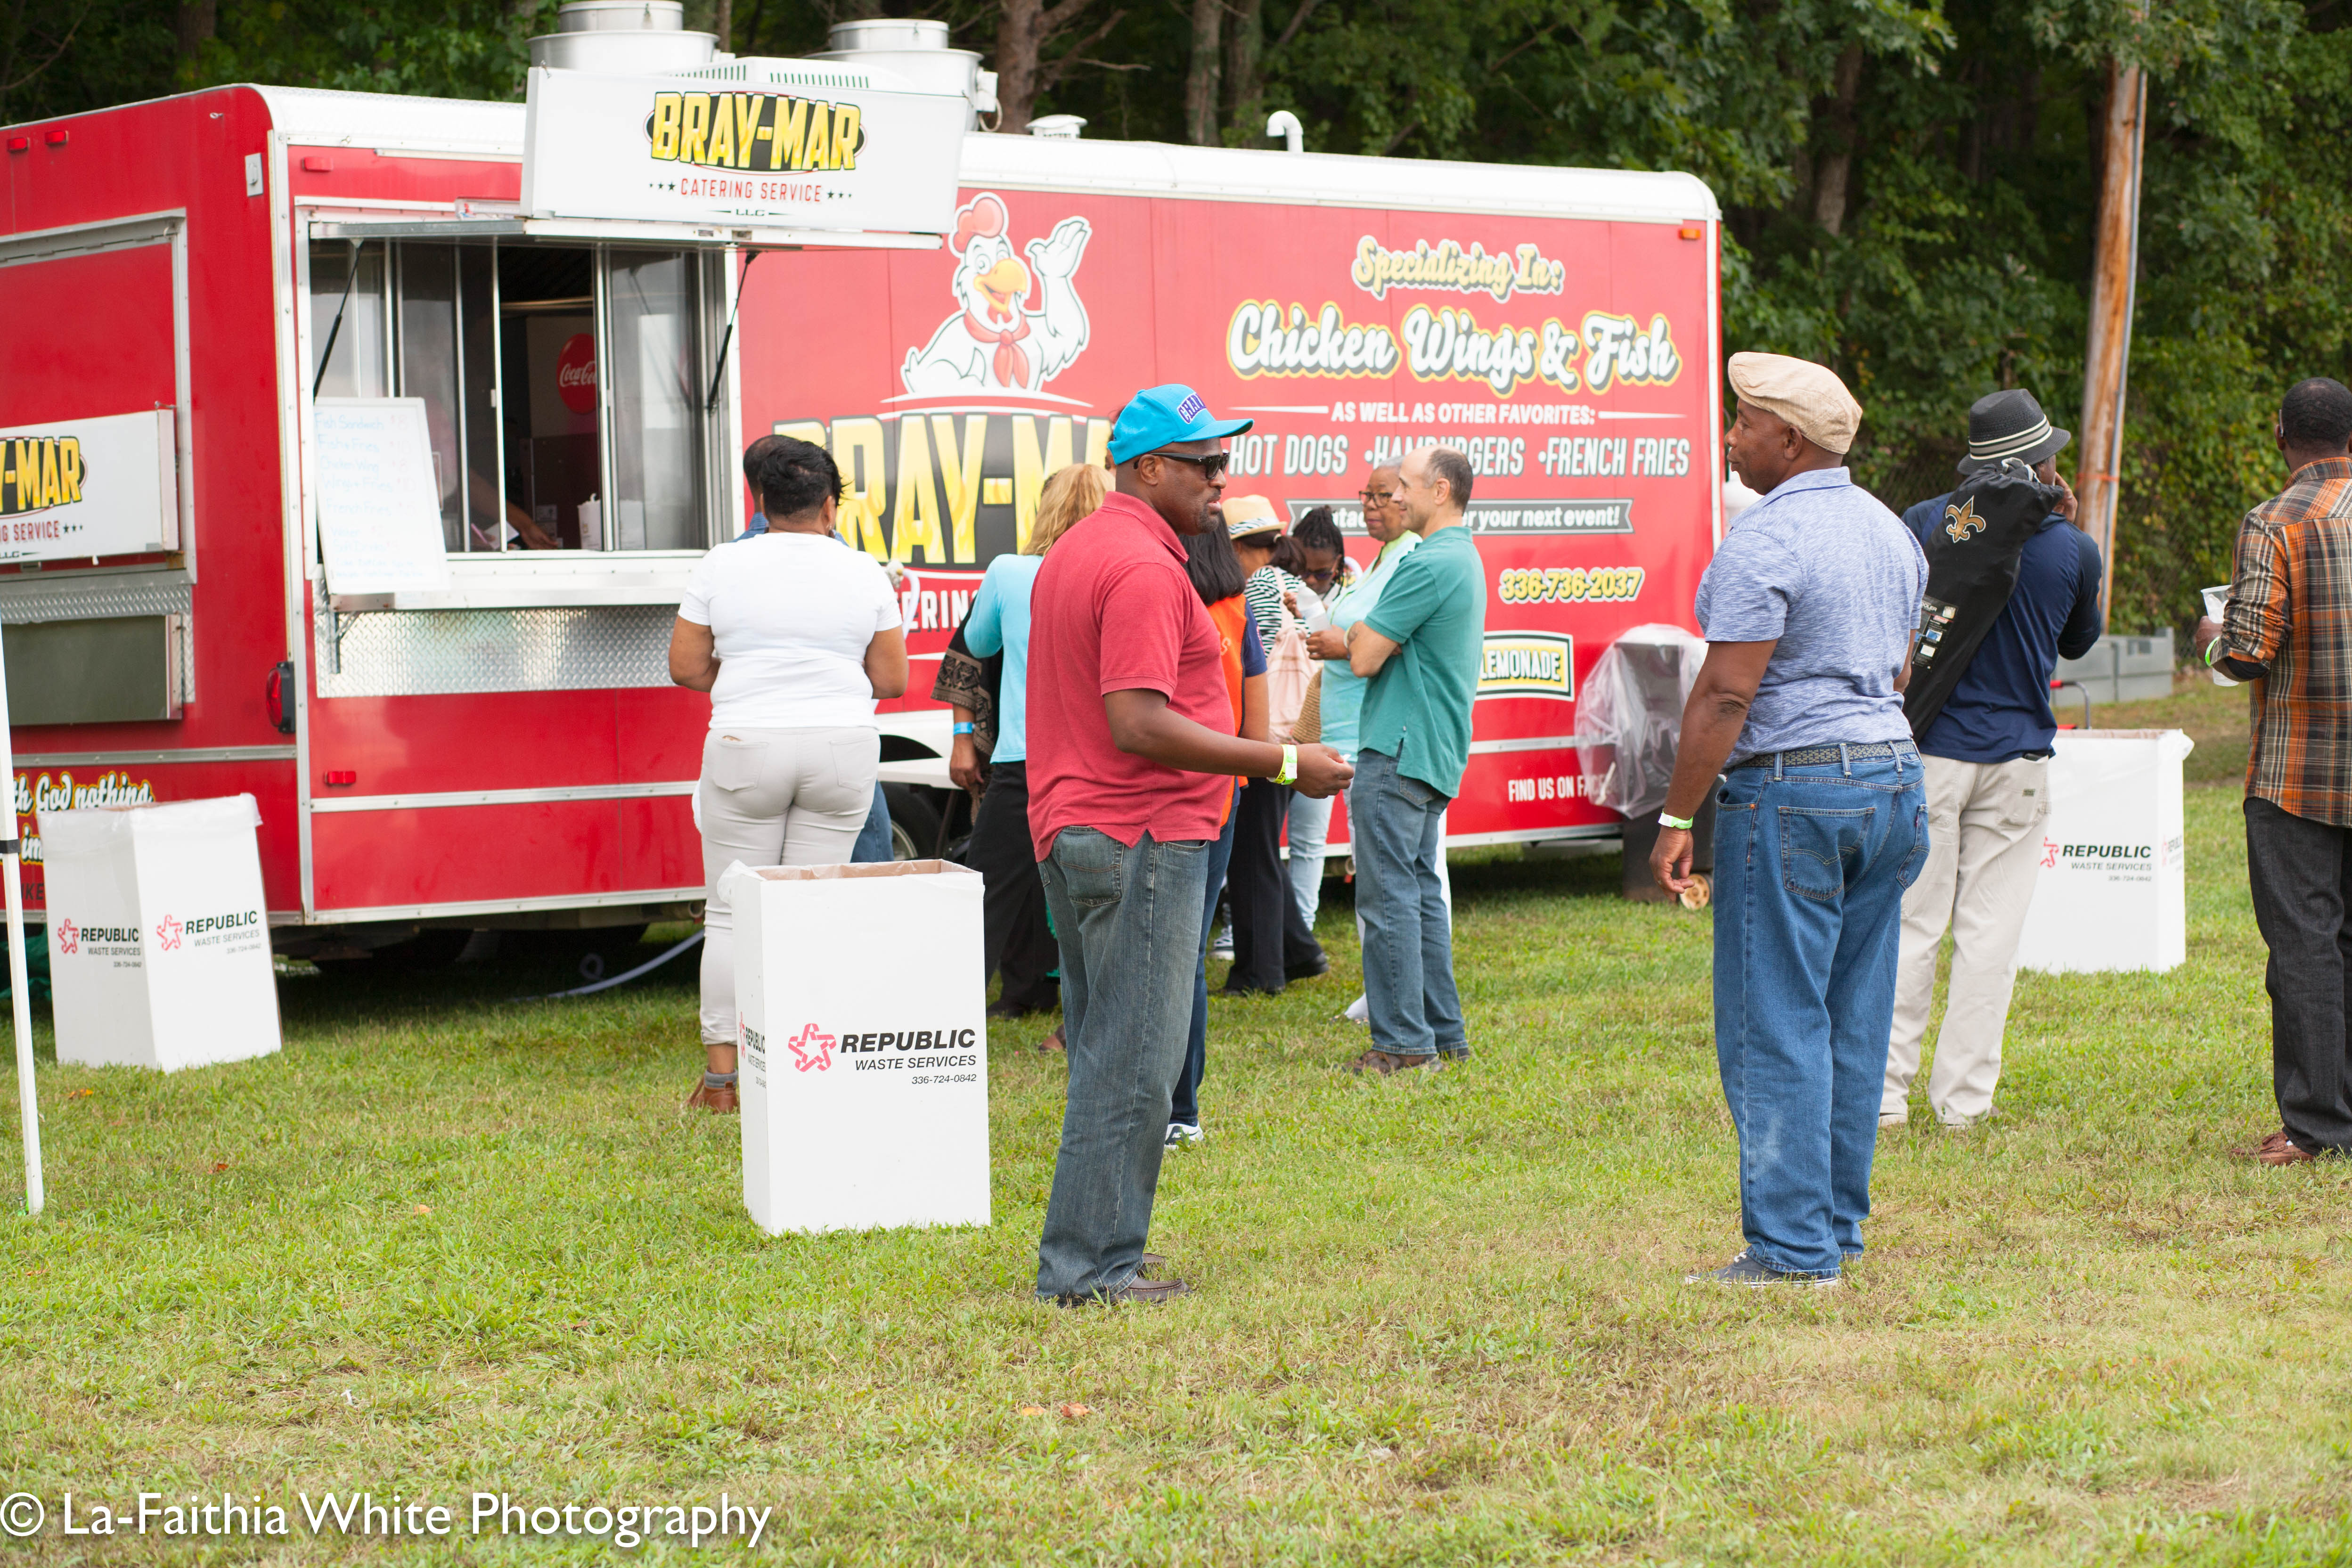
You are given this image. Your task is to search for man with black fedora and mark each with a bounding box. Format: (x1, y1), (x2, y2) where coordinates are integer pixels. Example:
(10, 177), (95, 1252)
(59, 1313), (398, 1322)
(1882, 389), (2104, 1130)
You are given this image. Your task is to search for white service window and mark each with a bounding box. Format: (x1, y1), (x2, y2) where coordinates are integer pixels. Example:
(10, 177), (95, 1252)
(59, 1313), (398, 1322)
(307, 244), (388, 401)
(309, 238), (720, 554)
(608, 249), (705, 553)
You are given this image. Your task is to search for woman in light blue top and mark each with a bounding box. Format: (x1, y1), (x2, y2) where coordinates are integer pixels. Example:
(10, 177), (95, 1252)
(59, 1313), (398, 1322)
(1309, 465), (1421, 762)
(950, 462), (1105, 1023)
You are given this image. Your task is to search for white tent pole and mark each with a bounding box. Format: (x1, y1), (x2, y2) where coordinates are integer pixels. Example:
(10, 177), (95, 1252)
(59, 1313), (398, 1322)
(0, 641), (43, 1217)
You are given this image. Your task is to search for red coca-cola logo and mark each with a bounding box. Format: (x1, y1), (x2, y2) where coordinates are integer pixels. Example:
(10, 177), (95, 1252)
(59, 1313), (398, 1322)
(556, 333), (597, 413)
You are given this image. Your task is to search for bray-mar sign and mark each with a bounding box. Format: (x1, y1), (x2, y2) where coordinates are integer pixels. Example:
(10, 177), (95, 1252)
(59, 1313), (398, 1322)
(520, 66), (969, 235)
(0, 410), (179, 564)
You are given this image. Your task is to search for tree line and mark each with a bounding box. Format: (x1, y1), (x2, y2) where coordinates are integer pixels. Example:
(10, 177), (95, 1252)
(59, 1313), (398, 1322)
(5, 0), (2344, 633)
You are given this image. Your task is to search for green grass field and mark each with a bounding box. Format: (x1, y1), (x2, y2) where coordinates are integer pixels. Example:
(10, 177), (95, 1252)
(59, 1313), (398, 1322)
(5, 678), (2350, 1565)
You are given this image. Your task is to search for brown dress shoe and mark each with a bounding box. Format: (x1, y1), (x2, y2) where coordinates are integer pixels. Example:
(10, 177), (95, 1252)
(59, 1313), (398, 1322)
(2261, 1136), (2317, 1167)
(1348, 1048), (1441, 1076)
(1039, 1024), (1065, 1054)
(1056, 1276), (1191, 1307)
(685, 1078), (739, 1114)
(2231, 1128), (2294, 1159)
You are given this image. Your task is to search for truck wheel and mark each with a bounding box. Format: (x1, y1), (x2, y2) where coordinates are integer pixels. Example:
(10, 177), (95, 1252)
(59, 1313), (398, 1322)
(375, 928), (474, 970)
(882, 784), (943, 861)
(512, 924), (652, 984)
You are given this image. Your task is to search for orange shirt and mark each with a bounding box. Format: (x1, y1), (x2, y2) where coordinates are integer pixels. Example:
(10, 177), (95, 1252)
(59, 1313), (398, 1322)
(1206, 595), (1249, 735)
(1206, 593), (1250, 823)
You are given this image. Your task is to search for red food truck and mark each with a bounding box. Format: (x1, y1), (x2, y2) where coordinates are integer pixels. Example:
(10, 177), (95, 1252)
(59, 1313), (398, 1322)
(0, 11), (1721, 964)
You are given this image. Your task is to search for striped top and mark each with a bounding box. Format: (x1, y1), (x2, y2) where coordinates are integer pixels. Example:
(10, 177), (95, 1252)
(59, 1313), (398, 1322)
(1243, 565), (1309, 647)
(2221, 456), (2352, 825)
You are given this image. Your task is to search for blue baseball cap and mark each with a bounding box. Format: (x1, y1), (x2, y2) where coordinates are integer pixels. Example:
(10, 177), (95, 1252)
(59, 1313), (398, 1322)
(1108, 384), (1253, 464)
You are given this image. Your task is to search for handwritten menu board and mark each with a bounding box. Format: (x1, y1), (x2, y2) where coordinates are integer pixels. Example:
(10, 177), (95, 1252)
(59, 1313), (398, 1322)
(313, 399), (451, 596)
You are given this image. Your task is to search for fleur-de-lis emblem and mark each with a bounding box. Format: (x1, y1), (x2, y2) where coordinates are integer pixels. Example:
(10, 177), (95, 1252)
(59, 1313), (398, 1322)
(1943, 497), (1985, 543)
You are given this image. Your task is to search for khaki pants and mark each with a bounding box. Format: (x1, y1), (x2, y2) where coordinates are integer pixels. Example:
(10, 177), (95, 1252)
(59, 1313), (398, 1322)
(698, 726), (879, 1044)
(1884, 753), (2049, 1125)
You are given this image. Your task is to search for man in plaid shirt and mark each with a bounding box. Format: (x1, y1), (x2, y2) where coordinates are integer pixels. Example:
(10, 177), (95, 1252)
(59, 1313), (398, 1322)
(2195, 377), (2352, 1166)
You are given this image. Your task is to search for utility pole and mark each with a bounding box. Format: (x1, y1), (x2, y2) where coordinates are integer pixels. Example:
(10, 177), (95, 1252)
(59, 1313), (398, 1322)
(2075, 57), (2147, 629)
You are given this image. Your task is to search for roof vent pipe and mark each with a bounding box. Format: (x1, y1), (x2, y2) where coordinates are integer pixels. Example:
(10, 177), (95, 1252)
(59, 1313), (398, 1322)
(1266, 110), (1303, 153)
(529, 0), (717, 72)
(814, 17), (995, 126)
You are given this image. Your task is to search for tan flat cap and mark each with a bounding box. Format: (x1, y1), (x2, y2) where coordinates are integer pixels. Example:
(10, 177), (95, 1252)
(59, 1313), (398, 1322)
(1223, 494), (1283, 538)
(1728, 352), (1863, 456)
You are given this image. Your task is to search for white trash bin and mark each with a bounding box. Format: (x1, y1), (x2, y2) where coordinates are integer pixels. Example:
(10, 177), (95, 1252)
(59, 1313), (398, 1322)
(2015, 729), (2193, 974)
(40, 794), (282, 1071)
(728, 858), (989, 1236)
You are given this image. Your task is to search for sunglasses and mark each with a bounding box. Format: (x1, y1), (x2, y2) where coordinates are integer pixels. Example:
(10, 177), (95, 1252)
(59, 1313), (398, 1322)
(1147, 450), (1230, 481)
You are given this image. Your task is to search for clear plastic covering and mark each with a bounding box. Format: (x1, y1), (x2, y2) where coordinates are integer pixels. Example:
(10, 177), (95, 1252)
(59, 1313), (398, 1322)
(1576, 625), (1707, 818)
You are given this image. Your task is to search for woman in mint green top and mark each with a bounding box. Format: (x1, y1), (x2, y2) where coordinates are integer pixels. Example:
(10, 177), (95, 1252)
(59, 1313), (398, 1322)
(962, 554), (1040, 761)
(1315, 526), (1419, 762)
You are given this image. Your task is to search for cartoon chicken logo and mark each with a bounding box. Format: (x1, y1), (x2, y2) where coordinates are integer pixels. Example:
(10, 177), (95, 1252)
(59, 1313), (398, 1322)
(900, 192), (1092, 395)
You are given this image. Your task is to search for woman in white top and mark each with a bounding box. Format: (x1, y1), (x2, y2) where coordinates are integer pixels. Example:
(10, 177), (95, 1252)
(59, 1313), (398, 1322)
(669, 437), (908, 1113)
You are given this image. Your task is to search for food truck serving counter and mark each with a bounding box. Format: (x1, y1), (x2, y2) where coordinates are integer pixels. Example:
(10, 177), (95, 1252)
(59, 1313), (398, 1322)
(0, 16), (1720, 960)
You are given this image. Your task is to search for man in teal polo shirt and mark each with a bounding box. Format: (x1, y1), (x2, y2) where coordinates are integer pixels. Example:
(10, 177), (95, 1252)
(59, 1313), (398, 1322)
(1341, 443), (1487, 1073)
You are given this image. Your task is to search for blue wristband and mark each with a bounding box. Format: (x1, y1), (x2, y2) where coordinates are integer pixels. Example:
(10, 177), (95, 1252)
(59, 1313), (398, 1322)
(953, 722), (974, 735)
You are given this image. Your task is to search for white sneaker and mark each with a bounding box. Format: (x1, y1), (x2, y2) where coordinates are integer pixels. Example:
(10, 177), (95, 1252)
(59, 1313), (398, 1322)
(1209, 925), (1234, 961)
(1879, 1110), (1908, 1129)
(1164, 1122), (1204, 1148)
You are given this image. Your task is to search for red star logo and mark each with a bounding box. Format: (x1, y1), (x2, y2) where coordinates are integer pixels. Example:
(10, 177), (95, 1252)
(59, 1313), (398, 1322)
(54, 918), (76, 955)
(156, 914), (182, 951)
(2041, 838), (2059, 868)
(786, 1023), (836, 1073)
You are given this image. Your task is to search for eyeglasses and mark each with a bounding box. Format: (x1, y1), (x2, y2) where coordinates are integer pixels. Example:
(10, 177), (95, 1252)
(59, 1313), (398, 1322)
(1146, 450), (1230, 481)
(1358, 488), (1398, 503)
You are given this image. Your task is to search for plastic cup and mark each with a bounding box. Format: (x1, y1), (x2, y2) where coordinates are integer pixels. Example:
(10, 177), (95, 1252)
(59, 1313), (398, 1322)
(2201, 586), (2237, 686)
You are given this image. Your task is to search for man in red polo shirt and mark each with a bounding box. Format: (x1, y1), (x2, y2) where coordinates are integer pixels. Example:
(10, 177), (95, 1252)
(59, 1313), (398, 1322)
(1028, 383), (1352, 1305)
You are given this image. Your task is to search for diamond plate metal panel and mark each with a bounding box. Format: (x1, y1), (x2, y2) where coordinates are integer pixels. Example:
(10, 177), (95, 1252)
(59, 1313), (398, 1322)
(0, 569), (192, 624)
(315, 603), (674, 697)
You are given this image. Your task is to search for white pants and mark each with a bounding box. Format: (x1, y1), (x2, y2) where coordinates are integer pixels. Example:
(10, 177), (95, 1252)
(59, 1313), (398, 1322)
(698, 725), (878, 1044)
(1286, 790), (1334, 926)
(1884, 753), (2050, 1124)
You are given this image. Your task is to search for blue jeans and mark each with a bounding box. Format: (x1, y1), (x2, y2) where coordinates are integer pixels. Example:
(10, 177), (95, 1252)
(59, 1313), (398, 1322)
(1353, 748), (1465, 1059)
(852, 782), (892, 863)
(1034, 828), (1212, 1299)
(1713, 746), (1928, 1276)
(1172, 786), (1240, 1128)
